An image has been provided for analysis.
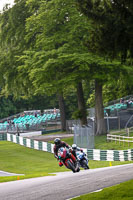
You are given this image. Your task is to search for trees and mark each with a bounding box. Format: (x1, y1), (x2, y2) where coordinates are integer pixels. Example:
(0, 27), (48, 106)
(0, 0), (132, 134)
(0, 0), (31, 97)
(18, 0), (92, 127)
(76, 0), (133, 134)
(0, 0), (90, 129)
(0, 0), (58, 119)
(76, 0), (133, 62)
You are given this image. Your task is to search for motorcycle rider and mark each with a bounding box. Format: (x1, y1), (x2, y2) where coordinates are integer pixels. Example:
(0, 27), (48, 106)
(71, 144), (83, 159)
(53, 138), (78, 167)
(72, 144), (89, 169)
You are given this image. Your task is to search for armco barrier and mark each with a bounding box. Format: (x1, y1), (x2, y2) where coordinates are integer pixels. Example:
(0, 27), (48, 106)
(6, 133), (54, 154)
(1, 133), (133, 161)
(87, 149), (133, 161)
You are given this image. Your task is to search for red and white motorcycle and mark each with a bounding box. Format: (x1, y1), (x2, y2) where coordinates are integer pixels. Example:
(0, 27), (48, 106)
(58, 147), (80, 173)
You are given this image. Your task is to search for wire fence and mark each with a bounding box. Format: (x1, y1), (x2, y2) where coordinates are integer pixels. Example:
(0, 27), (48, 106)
(73, 125), (95, 149)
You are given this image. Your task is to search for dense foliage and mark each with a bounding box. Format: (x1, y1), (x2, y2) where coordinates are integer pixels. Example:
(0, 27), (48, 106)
(0, 0), (133, 133)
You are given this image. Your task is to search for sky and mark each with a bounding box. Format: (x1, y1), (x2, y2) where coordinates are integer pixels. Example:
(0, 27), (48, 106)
(0, 0), (14, 11)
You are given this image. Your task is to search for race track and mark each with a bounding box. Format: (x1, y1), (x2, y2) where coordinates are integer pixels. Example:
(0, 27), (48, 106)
(0, 164), (133, 200)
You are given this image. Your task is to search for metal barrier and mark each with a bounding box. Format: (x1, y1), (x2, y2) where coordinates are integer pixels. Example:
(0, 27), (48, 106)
(74, 125), (95, 149)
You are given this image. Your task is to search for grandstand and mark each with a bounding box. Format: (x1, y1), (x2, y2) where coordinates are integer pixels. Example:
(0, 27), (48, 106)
(104, 96), (133, 116)
(0, 109), (61, 133)
(86, 96), (133, 132)
(104, 102), (133, 116)
(104, 95), (133, 115)
(104, 95), (133, 130)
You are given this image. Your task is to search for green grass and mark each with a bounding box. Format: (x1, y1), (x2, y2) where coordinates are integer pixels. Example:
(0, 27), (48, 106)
(0, 134), (133, 183)
(62, 135), (133, 150)
(126, 131), (133, 137)
(72, 179), (133, 200)
(0, 141), (71, 182)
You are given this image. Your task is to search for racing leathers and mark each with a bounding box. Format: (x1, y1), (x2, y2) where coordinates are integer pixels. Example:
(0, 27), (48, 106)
(53, 141), (77, 167)
(72, 147), (83, 159)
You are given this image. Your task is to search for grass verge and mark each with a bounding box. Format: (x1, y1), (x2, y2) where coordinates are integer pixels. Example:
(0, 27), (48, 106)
(72, 179), (133, 200)
(0, 141), (70, 182)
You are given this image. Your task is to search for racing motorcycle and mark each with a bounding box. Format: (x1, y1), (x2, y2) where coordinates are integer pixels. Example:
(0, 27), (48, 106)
(76, 151), (89, 169)
(58, 147), (80, 173)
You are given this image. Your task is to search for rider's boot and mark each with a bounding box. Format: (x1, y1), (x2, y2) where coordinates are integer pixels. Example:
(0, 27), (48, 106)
(59, 161), (63, 167)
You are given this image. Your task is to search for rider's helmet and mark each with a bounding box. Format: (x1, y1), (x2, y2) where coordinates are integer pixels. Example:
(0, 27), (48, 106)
(72, 144), (77, 150)
(54, 138), (61, 146)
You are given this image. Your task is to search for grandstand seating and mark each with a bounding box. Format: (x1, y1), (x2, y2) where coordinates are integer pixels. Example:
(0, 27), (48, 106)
(0, 111), (60, 132)
(104, 102), (133, 116)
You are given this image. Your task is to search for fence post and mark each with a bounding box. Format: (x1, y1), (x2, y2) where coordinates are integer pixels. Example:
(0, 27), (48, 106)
(106, 113), (110, 133)
(118, 116), (120, 131)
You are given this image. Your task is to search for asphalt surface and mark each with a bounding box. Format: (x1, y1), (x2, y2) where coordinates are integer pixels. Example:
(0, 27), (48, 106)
(27, 134), (74, 142)
(0, 164), (133, 200)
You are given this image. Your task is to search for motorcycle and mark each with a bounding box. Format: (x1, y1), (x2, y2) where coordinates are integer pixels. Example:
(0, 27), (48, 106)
(58, 147), (80, 173)
(76, 151), (89, 169)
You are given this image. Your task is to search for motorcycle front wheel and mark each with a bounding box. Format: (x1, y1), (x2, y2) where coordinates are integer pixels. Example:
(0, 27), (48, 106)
(81, 160), (89, 169)
(66, 160), (76, 173)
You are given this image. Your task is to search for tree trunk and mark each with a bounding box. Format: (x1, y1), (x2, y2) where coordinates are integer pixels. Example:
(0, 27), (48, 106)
(95, 79), (106, 135)
(58, 93), (66, 131)
(77, 82), (87, 126)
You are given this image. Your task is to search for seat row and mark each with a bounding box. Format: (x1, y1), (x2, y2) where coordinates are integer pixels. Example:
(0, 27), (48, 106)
(104, 102), (133, 115)
(0, 113), (60, 131)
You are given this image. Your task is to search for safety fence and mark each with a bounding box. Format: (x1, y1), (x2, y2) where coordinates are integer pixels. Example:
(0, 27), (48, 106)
(0, 133), (133, 162)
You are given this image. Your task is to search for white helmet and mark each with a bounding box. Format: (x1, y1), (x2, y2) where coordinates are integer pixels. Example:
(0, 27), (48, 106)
(72, 144), (77, 150)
